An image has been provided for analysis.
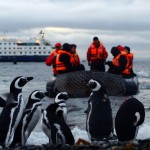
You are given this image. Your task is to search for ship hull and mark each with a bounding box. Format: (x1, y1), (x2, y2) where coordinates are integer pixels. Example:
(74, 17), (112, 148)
(0, 55), (48, 62)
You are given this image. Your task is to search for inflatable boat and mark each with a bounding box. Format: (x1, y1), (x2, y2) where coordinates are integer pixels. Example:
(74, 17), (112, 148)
(46, 71), (139, 98)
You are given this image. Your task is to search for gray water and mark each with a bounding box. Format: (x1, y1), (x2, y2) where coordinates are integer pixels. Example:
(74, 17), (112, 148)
(0, 60), (150, 131)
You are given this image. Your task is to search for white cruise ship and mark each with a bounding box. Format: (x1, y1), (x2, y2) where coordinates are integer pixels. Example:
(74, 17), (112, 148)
(0, 31), (54, 62)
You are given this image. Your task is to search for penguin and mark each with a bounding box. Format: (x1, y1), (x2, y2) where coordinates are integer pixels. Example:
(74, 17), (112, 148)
(0, 76), (33, 148)
(42, 103), (75, 148)
(11, 90), (45, 147)
(115, 97), (145, 142)
(86, 79), (113, 141)
(54, 92), (69, 122)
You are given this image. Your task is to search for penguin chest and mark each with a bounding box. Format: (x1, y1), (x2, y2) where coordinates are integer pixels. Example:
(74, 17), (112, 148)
(24, 106), (42, 133)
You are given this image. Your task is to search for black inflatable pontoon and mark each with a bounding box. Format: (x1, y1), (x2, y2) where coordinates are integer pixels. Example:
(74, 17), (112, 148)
(46, 71), (139, 98)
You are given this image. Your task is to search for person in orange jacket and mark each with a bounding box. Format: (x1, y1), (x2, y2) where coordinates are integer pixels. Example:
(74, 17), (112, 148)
(87, 37), (108, 71)
(55, 43), (74, 75)
(45, 42), (62, 76)
(124, 46), (136, 77)
(106, 47), (129, 77)
(70, 44), (85, 71)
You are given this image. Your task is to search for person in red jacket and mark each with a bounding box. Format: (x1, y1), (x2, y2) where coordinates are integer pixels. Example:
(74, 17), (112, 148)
(45, 42), (62, 76)
(87, 37), (108, 71)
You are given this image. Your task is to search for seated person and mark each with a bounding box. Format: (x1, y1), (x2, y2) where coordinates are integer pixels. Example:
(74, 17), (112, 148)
(106, 47), (131, 78)
(70, 44), (85, 71)
(55, 43), (74, 75)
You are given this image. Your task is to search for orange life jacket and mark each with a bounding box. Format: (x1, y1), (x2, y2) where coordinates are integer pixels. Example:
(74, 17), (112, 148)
(70, 53), (80, 66)
(112, 53), (131, 75)
(126, 53), (133, 70)
(89, 43), (107, 61)
(55, 50), (72, 72)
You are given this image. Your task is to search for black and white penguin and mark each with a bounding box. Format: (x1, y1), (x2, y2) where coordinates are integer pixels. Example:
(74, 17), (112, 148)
(42, 103), (75, 148)
(11, 90), (45, 147)
(115, 97), (145, 142)
(0, 76), (33, 148)
(54, 92), (69, 122)
(86, 79), (113, 141)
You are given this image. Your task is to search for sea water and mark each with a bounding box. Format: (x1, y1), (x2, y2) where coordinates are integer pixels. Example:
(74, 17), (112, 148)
(0, 60), (150, 145)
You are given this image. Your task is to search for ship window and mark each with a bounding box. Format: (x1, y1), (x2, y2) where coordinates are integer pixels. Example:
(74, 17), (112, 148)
(39, 52), (41, 54)
(34, 47), (36, 49)
(9, 48), (11, 49)
(14, 48), (16, 49)
(9, 52), (11, 54)
(4, 48), (6, 49)
(44, 52), (46, 54)
(20, 52), (22, 54)
(34, 52), (36, 54)
(30, 47), (32, 49)
(9, 43), (11, 45)
(4, 43), (6, 45)
(39, 47), (41, 49)
(48, 52), (50, 54)
(14, 52), (16, 54)
(0, 43), (2, 45)
(29, 52), (31, 54)
(0, 52), (1, 54)
(43, 47), (46, 49)
(4, 52), (7, 54)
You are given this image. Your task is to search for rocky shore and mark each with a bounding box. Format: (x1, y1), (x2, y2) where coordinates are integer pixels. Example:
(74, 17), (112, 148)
(5, 139), (150, 150)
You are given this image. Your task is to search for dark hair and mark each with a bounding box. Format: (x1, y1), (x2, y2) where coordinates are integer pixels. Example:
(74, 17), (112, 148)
(70, 44), (76, 49)
(124, 46), (130, 53)
(62, 43), (71, 52)
(111, 46), (120, 56)
(93, 37), (99, 41)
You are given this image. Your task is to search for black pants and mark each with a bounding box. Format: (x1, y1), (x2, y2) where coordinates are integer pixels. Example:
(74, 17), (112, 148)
(90, 61), (105, 72)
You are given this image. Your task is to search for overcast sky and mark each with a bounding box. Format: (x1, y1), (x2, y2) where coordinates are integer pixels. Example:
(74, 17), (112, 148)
(0, 0), (150, 59)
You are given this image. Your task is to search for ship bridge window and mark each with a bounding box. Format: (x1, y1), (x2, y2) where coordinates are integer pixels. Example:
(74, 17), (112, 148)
(39, 52), (41, 54)
(20, 52), (22, 54)
(34, 47), (36, 49)
(9, 52), (11, 54)
(9, 48), (11, 49)
(0, 52), (1, 54)
(13, 52), (16, 54)
(43, 47), (46, 49)
(39, 47), (41, 49)
(34, 52), (36, 54)
(0, 43), (2, 45)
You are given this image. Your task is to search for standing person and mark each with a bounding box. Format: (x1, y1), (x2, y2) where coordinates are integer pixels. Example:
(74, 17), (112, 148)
(70, 44), (85, 71)
(106, 47), (131, 78)
(45, 42), (62, 76)
(87, 37), (108, 72)
(55, 43), (74, 75)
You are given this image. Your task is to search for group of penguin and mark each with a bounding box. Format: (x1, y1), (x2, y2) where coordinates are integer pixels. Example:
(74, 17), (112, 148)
(0, 76), (146, 149)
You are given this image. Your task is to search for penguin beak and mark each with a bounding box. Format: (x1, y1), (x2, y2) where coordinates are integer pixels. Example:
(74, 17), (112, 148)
(26, 77), (33, 82)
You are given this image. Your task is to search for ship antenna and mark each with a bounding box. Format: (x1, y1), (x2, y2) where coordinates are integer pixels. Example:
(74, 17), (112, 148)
(39, 30), (45, 40)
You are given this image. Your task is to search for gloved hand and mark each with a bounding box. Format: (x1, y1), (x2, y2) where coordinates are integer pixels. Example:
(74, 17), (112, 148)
(88, 61), (91, 66)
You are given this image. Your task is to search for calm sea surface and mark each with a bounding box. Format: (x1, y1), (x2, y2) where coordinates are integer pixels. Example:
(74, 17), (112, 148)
(0, 60), (150, 144)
